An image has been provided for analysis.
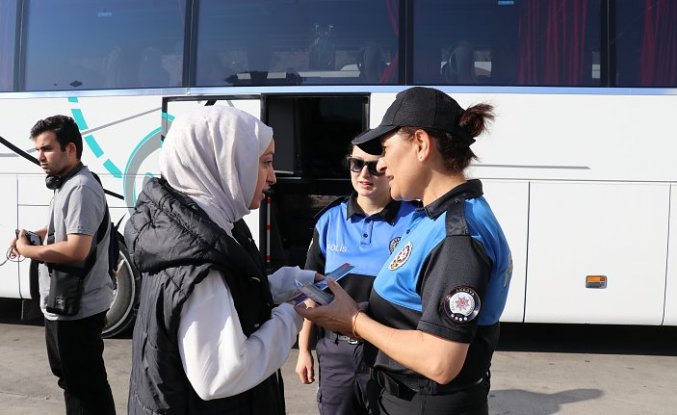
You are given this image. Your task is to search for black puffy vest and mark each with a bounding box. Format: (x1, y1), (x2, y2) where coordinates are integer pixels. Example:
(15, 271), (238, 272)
(125, 178), (285, 415)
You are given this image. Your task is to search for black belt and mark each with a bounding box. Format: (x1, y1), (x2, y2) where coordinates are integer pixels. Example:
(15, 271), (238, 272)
(372, 369), (485, 400)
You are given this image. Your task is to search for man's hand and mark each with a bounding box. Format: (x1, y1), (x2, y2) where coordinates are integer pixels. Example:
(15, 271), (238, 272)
(9, 232), (21, 259)
(13, 229), (28, 258)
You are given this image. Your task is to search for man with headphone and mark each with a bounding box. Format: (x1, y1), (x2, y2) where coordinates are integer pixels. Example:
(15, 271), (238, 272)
(10, 115), (116, 415)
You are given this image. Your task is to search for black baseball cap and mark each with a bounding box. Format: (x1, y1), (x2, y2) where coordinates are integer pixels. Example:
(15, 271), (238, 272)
(352, 87), (473, 155)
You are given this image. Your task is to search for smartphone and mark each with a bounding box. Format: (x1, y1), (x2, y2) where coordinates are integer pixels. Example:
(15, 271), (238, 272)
(315, 263), (354, 290)
(295, 280), (334, 305)
(292, 263), (354, 305)
(16, 229), (42, 246)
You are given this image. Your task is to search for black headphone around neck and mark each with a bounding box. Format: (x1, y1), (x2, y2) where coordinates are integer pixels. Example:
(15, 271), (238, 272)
(45, 163), (84, 190)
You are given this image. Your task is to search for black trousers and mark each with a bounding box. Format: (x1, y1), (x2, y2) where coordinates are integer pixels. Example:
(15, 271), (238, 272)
(45, 311), (116, 415)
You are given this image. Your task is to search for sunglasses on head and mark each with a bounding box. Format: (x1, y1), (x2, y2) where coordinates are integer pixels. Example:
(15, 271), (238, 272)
(345, 156), (384, 176)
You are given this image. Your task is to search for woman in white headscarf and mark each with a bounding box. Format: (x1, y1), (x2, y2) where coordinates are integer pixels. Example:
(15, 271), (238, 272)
(124, 106), (317, 415)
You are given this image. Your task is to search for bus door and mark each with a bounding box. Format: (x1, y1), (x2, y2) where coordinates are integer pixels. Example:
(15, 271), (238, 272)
(261, 94), (366, 272)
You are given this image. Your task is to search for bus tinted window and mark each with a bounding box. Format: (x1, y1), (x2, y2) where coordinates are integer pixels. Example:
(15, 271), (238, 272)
(24, 0), (186, 91)
(413, 0), (601, 86)
(614, 1), (677, 87)
(195, 0), (400, 86)
(0, 0), (18, 91)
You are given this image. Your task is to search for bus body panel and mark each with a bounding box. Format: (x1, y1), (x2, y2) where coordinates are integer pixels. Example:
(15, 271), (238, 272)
(0, 175), (20, 298)
(16, 203), (49, 299)
(664, 185), (677, 326)
(468, 92), (677, 183)
(2, 0), (675, 331)
(480, 180), (529, 323)
(525, 181), (669, 325)
(1, 91), (676, 326)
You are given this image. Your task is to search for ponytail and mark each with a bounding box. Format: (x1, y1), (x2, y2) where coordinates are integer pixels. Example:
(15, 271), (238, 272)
(400, 102), (494, 174)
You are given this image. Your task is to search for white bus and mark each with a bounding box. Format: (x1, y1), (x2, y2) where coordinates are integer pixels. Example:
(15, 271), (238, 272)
(1, 0), (676, 337)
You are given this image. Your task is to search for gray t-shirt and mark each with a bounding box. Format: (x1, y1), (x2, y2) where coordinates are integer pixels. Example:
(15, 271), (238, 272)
(39, 166), (114, 321)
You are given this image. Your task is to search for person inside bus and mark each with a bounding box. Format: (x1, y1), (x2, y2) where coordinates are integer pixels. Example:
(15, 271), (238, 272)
(296, 86), (512, 415)
(124, 106), (321, 415)
(295, 144), (418, 415)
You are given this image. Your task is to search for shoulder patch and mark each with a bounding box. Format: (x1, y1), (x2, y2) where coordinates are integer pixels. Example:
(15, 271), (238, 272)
(388, 241), (412, 270)
(440, 286), (481, 324)
(389, 236), (401, 253)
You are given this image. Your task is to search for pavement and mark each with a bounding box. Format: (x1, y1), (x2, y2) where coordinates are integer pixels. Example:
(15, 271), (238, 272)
(0, 299), (676, 414)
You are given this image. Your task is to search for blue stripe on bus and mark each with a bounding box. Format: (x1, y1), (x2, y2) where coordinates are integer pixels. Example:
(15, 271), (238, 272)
(70, 108), (89, 130)
(103, 159), (122, 178)
(68, 97), (79, 103)
(84, 135), (103, 158)
(162, 112), (175, 121)
(123, 126), (162, 205)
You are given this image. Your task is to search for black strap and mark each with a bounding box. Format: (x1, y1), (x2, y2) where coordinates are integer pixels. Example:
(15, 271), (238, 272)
(47, 170), (109, 279)
(90, 172), (111, 244)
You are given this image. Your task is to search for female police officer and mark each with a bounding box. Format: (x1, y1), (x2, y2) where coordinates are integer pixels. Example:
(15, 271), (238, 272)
(295, 144), (417, 415)
(296, 87), (512, 414)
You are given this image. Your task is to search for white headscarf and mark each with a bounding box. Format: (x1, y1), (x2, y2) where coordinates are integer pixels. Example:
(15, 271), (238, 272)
(160, 106), (273, 237)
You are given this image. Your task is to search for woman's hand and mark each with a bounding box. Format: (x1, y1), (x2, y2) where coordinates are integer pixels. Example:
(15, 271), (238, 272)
(267, 266), (316, 304)
(294, 279), (359, 336)
(313, 272), (325, 283)
(295, 348), (315, 384)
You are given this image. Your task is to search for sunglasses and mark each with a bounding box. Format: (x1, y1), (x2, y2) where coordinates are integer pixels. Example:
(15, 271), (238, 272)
(345, 156), (384, 176)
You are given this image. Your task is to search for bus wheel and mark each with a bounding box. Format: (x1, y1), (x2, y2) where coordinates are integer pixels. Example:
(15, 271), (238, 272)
(102, 232), (140, 338)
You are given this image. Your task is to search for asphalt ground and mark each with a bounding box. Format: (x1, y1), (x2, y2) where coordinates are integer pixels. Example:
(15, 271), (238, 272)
(0, 299), (676, 414)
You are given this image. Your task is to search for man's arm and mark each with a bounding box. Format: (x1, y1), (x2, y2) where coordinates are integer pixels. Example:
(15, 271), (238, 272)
(15, 230), (93, 264)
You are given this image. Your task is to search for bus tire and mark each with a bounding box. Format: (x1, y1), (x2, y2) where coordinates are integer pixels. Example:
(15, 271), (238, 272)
(102, 232), (140, 338)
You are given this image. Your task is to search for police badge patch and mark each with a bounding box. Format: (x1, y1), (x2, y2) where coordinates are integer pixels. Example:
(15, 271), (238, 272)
(389, 237), (401, 253)
(440, 286), (481, 324)
(388, 241), (412, 270)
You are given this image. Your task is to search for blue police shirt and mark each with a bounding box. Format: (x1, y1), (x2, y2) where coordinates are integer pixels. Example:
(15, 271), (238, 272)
(369, 179), (512, 390)
(305, 195), (418, 303)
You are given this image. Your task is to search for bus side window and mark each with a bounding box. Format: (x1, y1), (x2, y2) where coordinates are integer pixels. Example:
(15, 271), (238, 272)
(137, 47), (170, 88)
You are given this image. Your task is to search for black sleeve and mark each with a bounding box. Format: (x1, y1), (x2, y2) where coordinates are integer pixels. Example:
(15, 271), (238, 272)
(304, 227), (325, 273)
(416, 236), (492, 343)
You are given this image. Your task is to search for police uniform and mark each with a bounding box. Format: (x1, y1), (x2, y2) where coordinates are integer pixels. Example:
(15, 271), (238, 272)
(367, 180), (512, 414)
(306, 194), (418, 415)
